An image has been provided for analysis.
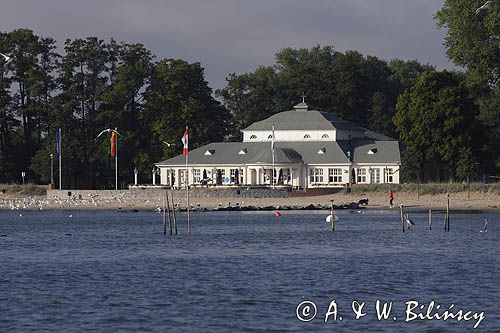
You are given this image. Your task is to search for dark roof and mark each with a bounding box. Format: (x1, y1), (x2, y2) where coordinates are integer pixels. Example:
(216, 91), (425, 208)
(243, 110), (364, 131)
(156, 140), (400, 166)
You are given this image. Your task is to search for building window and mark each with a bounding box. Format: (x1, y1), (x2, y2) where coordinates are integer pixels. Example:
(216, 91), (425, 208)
(321, 134), (329, 139)
(372, 168), (381, 184)
(309, 168), (323, 183)
(250, 135), (257, 140)
(179, 170), (187, 186)
(230, 168), (238, 183)
(385, 168), (394, 183)
(220, 169), (227, 183)
(357, 168), (366, 183)
(193, 169), (201, 183)
(304, 134), (311, 139)
(328, 168), (342, 183)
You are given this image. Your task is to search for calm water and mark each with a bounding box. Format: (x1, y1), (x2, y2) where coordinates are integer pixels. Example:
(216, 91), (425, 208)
(0, 209), (498, 332)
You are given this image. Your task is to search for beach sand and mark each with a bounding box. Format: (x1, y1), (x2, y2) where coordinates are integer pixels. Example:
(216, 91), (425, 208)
(1, 191), (498, 211)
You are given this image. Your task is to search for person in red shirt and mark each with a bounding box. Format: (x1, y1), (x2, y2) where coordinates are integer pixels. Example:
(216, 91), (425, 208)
(389, 190), (394, 208)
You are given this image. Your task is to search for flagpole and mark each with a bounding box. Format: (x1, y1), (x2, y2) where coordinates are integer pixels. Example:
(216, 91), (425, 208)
(115, 127), (118, 191)
(185, 126), (191, 235)
(272, 125), (275, 189)
(59, 128), (62, 190)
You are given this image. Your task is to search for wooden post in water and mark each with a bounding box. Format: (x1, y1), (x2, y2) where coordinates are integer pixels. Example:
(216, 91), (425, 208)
(400, 204), (405, 233)
(163, 192), (167, 235)
(171, 190), (178, 235)
(166, 191), (173, 235)
(428, 208), (432, 230)
(330, 200), (335, 231)
(446, 192), (450, 232)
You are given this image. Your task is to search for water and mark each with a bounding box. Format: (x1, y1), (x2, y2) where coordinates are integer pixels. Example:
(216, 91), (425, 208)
(0, 209), (498, 332)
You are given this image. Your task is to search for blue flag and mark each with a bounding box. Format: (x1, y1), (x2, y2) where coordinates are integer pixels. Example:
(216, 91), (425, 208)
(55, 128), (61, 156)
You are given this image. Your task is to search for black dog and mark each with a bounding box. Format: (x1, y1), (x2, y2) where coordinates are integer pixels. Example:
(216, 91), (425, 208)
(358, 199), (369, 206)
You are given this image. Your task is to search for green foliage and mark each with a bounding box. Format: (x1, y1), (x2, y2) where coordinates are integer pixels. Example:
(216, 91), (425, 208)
(145, 59), (230, 158)
(348, 182), (499, 195)
(217, 45), (432, 140)
(0, 29), (227, 188)
(394, 71), (483, 181)
(435, 0), (500, 175)
(0, 183), (46, 196)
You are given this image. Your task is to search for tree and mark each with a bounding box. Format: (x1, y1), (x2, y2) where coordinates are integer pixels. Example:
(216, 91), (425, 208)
(394, 71), (483, 181)
(435, 0), (499, 89)
(145, 59), (230, 162)
(436, 0), (500, 174)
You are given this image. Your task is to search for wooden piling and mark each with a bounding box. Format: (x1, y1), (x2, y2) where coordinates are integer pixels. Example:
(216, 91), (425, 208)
(446, 192), (450, 232)
(166, 191), (173, 235)
(330, 200), (335, 231)
(400, 204), (405, 233)
(163, 193), (167, 235)
(428, 208), (432, 230)
(171, 190), (178, 235)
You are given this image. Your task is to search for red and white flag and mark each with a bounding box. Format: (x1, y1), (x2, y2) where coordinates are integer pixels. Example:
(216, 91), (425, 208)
(181, 128), (189, 155)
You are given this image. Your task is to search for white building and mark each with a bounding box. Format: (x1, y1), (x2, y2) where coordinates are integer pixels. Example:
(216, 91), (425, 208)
(156, 101), (400, 189)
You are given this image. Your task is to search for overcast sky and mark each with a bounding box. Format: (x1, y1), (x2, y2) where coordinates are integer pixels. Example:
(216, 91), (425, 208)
(0, 0), (453, 90)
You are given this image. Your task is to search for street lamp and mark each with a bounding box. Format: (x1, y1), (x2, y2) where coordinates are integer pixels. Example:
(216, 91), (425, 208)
(134, 167), (138, 185)
(95, 128), (122, 190)
(21, 171), (25, 185)
(50, 153), (54, 185)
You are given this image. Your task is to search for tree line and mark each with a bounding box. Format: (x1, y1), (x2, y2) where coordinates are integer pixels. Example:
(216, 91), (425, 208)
(0, 29), (229, 188)
(0, 1), (498, 188)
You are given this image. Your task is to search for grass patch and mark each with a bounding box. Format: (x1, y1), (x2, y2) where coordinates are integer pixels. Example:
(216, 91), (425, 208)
(0, 184), (47, 196)
(345, 182), (500, 195)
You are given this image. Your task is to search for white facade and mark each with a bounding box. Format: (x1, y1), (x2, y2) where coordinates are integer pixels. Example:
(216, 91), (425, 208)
(156, 102), (400, 189)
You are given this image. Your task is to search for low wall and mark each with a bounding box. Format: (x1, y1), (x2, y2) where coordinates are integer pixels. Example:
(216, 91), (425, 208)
(46, 187), (290, 200)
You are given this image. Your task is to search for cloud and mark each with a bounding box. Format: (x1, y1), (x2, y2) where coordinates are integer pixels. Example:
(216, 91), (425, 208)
(0, 0), (453, 89)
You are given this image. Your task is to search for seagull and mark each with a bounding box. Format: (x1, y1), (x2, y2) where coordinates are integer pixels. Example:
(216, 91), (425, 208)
(95, 128), (122, 140)
(480, 219), (488, 233)
(0, 52), (11, 63)
(476, 1), (493, 14)
(405, 213), (416, 227)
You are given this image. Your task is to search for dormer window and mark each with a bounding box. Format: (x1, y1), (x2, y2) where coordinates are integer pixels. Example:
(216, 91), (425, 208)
(368, 148), (378, 155)
(250, 135), (257, 140)
(204, 149), (215, 155)
(238, 148), (247, 155)
(321, 134), (329, 139)
(317, 148), (326, 154)
(303, 134), (311, 139)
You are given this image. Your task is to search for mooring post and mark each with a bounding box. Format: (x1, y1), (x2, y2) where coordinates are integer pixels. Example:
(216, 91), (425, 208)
(166, 191), (173, 235)
(400, 204), (405, 233)
(330, 199), (335, 231)
(428, 208), (432, 230)
(171, 190), (178, 235)
(163, 193), (167, 235)
(446, 192), (450, 232)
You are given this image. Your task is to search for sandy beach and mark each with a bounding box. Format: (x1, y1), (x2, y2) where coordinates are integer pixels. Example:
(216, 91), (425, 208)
(1, 190), (498, 211)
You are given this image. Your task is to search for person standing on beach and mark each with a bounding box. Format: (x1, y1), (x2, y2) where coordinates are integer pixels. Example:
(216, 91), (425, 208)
(389, 190), (394, 208)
